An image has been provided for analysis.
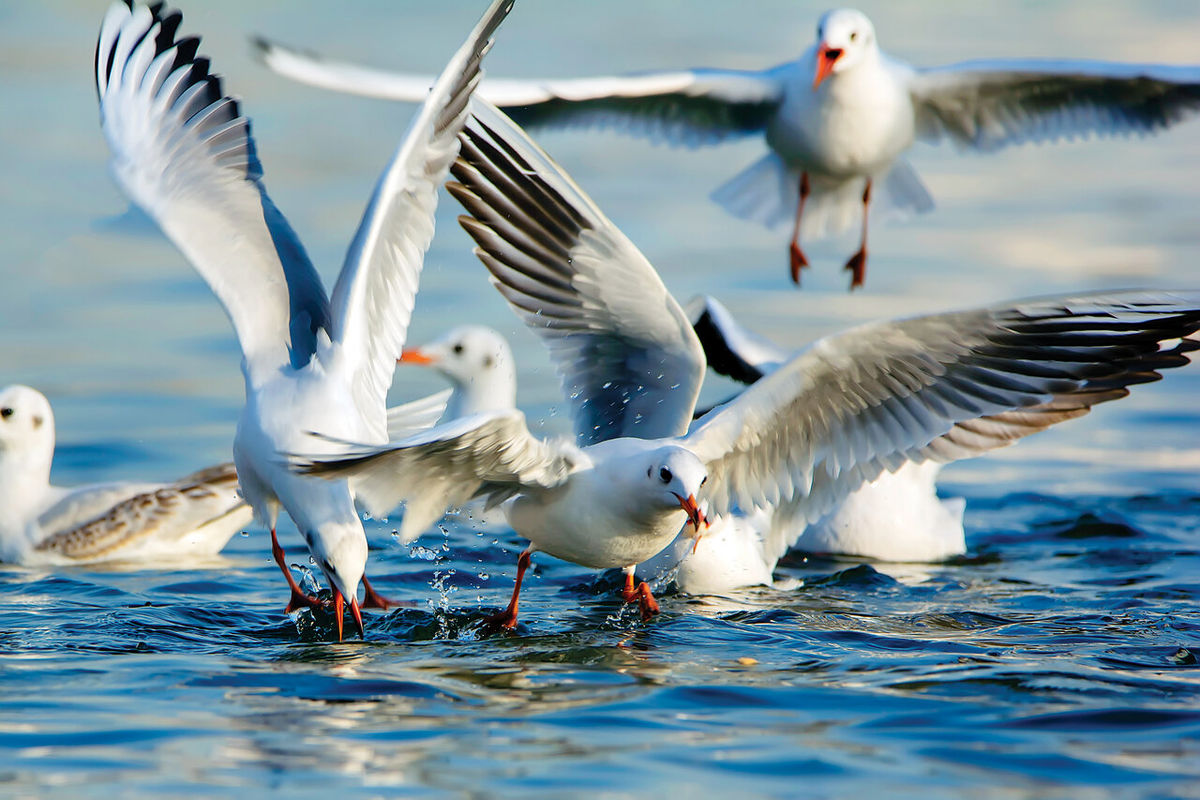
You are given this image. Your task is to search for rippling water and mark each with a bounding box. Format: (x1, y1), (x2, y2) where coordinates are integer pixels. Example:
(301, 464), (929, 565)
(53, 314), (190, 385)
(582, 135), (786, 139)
(2, 1), (1199, 796)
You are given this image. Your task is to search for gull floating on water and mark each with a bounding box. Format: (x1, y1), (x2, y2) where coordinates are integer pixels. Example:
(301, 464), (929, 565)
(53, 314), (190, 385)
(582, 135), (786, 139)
(0, 385), (250, 567)
(95, 0), (513, 639)
(295, 99), (1200, 627)
(254, 8), (1200, 289)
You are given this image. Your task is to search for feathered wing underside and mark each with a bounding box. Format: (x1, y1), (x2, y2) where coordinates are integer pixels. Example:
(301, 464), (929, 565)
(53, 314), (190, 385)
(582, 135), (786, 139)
(253, 37), (783, 147)
(295, 411), (578, 542)
(35, 463), (245, 560)
(385, 389), (453, 438)
(327, 0), (514, 440)
(911, 59), (1200, 151)
(96, 2), (329, 372)
(448, 100), (706, 445)
(685, 291), (1200, 523)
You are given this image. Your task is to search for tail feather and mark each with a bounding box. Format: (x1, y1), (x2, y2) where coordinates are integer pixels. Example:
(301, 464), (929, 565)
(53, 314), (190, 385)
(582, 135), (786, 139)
(711, 154), (935, 238)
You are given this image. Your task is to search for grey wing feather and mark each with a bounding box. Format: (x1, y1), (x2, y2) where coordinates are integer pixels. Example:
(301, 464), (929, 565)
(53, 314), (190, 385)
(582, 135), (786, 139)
(327, 0), (514, 438)
(911, 58), (1200, 151)
(253, 36), (784, 148)
(97, 2), (329, 372)
(686, 291), (1200, 524)
(296, 411), (578, 543)
(35, 463), (245, 561)
(449, 99), (706, 445)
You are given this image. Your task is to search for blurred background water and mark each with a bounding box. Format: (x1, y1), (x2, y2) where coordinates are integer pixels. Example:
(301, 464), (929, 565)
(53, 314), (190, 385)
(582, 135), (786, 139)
(1, 1), (1199, 796)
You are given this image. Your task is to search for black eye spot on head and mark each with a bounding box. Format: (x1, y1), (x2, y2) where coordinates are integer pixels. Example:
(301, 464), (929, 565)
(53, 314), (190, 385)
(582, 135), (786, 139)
(659, 467), (672, 484)
(700, 476), (708, 487)
(453, 343), (465, 355)
(483, 355), (494, 369)
(849, 31), (857, 42)
(0, 408), (12, 420)
(32, 415), (43, 429)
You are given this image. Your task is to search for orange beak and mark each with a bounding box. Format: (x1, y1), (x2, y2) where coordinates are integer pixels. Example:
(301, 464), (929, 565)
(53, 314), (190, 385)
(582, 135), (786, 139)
(332, 589), (366, 641)
(673, 492), (709, 535)
(812, 45), (842, 89)
(398, 347), (434, 365)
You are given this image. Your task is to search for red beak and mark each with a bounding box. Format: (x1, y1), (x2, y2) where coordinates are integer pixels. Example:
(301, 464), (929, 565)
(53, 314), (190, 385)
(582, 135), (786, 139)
(332, 589), (366, 641)
(813, 45), (842, 89)
(398, 347), (434, 365)
(674, 492), (709, 534)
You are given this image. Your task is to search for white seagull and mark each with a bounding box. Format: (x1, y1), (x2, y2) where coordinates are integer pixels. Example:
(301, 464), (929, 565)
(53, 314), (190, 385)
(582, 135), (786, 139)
(294, 99), (1200, 628)
(396, 325), (518, 423)
(0, 385), (250, 567)
(95, 0), (513, 639)
(254, 7), (1200, 289)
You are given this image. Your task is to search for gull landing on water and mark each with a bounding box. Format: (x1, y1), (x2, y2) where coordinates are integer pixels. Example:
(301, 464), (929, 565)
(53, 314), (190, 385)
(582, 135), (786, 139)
(255, 8), (1200, 289)
(95, 0), (513, 639)
(294, 99), (1200, 629)
(0, 385), (251, 567)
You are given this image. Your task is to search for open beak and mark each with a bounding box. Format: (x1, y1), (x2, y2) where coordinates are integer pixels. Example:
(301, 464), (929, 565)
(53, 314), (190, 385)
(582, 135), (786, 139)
(332, 589), (366, 641)
(812, 45), (842, 89)
(673, 492), (709, 535)
(398, 347), (434, 365)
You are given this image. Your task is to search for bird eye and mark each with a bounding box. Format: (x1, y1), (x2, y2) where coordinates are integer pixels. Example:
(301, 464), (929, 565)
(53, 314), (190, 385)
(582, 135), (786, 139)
(849, 31), (857, 42)
(700, 476), (708, 487)
(453, 343), (464, 355)
(659, 467), (672, 484)
(0, 408), (12, 420)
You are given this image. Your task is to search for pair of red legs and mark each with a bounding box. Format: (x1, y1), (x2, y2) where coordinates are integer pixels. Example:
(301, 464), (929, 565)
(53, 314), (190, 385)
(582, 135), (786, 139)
(269, 527), (396, 641)
(483, 548), (661, 631)
(789, 173), (872, 289)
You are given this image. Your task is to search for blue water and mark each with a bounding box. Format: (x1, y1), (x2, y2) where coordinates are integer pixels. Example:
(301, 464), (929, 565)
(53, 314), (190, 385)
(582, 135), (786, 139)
(2, 1), (1200, 796)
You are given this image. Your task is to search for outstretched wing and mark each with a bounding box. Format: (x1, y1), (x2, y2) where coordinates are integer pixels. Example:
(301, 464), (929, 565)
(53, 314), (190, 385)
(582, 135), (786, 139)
(97, 2), (329, 374)
(911, 58), (1200, 151)
(450, 100), (706, 445)
(254, 37), (784, 148)
(295, 410), (578, 543)
(685, 291), (1200, 523)
(327, 0), (514, 440)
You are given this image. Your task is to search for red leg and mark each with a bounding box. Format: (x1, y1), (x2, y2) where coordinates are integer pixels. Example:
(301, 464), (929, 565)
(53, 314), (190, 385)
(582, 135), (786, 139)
(361, 575), (398, 610)
(844, 179), (871, 290)
(621, 569), (661, 621)
(484, 548), (532, 630)
(789, 172), (812, 285)
(270, 527), (326, 614)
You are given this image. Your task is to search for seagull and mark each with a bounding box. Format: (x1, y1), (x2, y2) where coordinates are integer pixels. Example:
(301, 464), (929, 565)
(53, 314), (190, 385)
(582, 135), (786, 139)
(254, 7), (1200, 289)
(293, 99), (1200, 629)
(95, 0), (513, 639)
(0, 385), (251, 566)
(397, 325), (517, 423)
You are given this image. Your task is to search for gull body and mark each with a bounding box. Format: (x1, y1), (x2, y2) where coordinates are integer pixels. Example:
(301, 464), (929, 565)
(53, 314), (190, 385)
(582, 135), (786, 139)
(256, 7), (1200, 287)
(0, 385), (249, 566)
(297, 100), (1200, 626)
(95, 0), (512, 637)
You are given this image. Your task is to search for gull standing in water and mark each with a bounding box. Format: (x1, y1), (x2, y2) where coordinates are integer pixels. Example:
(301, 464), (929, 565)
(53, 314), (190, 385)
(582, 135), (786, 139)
(294, 100), (1200, 628)
(95, 0), (513, 638)
(254, 8), (1200, 288)
(0, 385), (250, 567)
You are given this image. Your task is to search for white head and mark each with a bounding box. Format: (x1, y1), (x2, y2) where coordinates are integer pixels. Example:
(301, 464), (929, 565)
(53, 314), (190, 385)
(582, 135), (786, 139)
(812, 8), (877, 88)
(399, 325), (516, 417)
(308, 520), (368, 641)
(0, 385), (56, 482)
(638, 446), (710, 533)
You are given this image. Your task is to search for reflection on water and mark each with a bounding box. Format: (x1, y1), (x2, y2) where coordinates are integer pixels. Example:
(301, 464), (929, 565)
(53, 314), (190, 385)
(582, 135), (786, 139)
(2, 0), (1200, 795)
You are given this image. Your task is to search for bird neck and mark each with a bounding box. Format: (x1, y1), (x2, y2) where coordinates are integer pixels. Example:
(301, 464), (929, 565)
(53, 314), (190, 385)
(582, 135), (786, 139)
(0, 440), (53, 527)
(446, 367), (518, 419)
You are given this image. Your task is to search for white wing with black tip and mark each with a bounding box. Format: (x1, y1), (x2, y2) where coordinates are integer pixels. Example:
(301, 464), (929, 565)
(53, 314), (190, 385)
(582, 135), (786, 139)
(684, 291), (1200, 523)
(449, 99), (706, 445)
